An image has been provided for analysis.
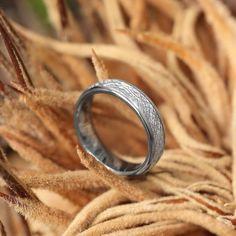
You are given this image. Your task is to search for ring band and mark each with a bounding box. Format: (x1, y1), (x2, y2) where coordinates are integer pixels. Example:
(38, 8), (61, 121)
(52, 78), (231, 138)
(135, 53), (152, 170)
(74, 79), (165, 176)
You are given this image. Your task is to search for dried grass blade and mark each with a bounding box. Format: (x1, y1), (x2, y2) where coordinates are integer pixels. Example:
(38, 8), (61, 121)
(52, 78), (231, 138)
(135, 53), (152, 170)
(160, 105), (225, 155)
(0, 127), (63, 173)
(198, 0), (236, 203)
(0, 10), (24, 50)
(21, 95), (80, 168)
(232, 93), (236, 197)
(19, 170), (107, 191)
(96, 222), (197, 236)
(79, 210), (236, 236)
(43, 0), (84, 41)
(126, 30), (229, 131)
(13, 25), (197, 134)
(93, 200), (196, 225)
(103, 0), (137, 48)
(188, 182), (233, 202)
(57, 0), (68, 29)
(91, 49), (109, 82)
(0, 149), (7, 163)
(0, 220), (6, 236)
(18, 215), (31, 236)
(0, 16), (33, 90)
(147, 0), (183, 19)
(0, 194), (70, 232)
(62, 189), (126, 236)
(0, 80), (8, 96)
(177, 189), (232, 216)
(0, 160), (36, 200)
(0, 50), (15, 79)
(197, 0), (236, 79)
(77, 146), (157, 201)
(130, 0), (148, 31)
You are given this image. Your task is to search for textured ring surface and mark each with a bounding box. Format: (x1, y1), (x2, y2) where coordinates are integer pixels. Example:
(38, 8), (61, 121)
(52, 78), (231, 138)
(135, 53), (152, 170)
(74, 79), (165, 176)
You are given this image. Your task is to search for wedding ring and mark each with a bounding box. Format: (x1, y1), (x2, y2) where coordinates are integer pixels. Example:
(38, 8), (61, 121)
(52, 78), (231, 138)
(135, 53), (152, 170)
(74, 79), (165, 176)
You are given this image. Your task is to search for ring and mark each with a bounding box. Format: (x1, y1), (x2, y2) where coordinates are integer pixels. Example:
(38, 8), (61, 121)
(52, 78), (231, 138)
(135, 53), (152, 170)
(74, 79), (165, 176)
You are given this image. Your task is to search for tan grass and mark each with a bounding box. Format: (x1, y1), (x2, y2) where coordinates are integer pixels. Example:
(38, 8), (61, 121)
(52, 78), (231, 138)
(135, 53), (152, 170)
(0, 0), (236, 235)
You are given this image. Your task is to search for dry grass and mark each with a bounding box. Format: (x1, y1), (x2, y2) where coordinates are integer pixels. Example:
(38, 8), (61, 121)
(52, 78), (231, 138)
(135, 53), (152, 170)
(0, 0), (236, 235)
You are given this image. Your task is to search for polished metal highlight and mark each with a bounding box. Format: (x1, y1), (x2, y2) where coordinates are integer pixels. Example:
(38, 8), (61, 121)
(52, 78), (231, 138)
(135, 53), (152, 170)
(74, 79), (165, 176)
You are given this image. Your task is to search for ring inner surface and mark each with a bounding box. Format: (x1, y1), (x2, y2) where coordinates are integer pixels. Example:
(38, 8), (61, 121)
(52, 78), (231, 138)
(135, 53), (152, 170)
(76, 91), (148, 174)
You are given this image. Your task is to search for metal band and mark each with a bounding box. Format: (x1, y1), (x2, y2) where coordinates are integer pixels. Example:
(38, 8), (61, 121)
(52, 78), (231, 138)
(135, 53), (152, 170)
(74, 79), (165, 176)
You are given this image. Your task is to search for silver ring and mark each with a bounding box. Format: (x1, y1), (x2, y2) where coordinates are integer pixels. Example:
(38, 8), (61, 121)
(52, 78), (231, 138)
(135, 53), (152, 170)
(74, 79), (165, 176)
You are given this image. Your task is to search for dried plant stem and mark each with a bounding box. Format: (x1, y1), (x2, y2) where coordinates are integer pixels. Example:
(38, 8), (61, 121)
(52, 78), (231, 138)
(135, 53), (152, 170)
(188, 182), (233, 201)
(104, 222), (197, 236)
(0, 160), (36, 199)
(198, 0), (236, 81)
(147, 0), (182, 19)
(0, 51), (15, 79)
(0, 2), (236, 235)
(160, 105), (224, 154)
(128, 30), (230, 132)
(43, 0), (84, 41)
(15, 25), (198, 135)
(77, 147), (157, 201)
(232, 92), (236, 197)
(103, 0), (137, 48)
(19, 170), (107, 191)
(91, 49), (109, 81)
(0, 14), (33, 90)
(176, 189), (231, 216)
(93, 201), (196, 224)
(0, 127), (64, 172)
(22, 95), (80, 169)
(130, 0), (148, 31)
(10, 197), (70, 232)
(0, 221), (6, 236)
(79, 210), (236, 236)
(62, 189), (126, 236)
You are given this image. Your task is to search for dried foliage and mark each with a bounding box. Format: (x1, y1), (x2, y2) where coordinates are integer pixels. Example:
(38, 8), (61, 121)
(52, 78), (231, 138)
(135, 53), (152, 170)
(0, 0), (236, 235)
